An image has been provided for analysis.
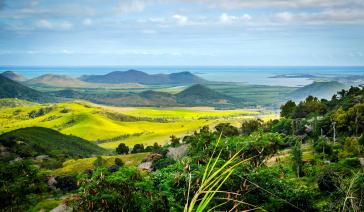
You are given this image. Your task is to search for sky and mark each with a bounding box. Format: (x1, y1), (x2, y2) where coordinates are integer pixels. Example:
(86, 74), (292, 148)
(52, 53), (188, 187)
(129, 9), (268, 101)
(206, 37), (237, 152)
(0, 0), (364, 66)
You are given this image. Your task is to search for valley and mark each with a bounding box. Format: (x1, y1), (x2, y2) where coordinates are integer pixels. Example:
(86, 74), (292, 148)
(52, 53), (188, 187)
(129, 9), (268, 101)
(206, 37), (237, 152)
(0, 99), (271, 148)
(0, 68), (362, 211)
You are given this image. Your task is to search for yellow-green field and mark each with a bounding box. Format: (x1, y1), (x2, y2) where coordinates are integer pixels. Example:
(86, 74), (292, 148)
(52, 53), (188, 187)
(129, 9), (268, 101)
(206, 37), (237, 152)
(52, 153), (148, 175)
(0, 100), (276, 149)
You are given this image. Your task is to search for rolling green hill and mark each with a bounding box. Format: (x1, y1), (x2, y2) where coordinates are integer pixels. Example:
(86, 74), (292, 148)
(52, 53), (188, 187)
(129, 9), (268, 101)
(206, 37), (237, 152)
(176, 84), (242, 106)
(0, 101), (261, 148)
(289, 81), (347, 100)
(0, 75), (52, 103)
(0, 127), (107, 158)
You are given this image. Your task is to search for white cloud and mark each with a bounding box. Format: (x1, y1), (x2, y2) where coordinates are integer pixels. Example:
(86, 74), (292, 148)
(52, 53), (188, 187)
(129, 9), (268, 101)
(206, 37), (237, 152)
(188, 0), (364, 9)
(219, 13), (251, 24)
(83, 18), (93, 26)
(275, 8), (364, 24)
(276, 12), (294, 22)
(35, 19), (73, 30)
(59, 21), (73, 30)
(36, 19), (53, 29)
(172, 14), (188, 25)
(115, 0), (145, 15)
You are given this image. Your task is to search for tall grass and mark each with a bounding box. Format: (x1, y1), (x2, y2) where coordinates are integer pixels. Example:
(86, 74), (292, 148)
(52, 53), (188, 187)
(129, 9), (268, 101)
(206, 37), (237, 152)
(184, 134), (255, 212)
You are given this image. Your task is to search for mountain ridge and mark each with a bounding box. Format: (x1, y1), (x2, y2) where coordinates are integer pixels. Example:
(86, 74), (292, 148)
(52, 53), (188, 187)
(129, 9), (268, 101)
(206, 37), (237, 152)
(79, 70), (206, 85)
(1, 71), (27, 81)
(289, 81), (347, 100)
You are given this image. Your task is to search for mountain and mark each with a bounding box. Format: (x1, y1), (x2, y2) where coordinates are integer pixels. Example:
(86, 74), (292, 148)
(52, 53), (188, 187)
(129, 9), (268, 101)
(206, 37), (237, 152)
(176, 84), (241, 106)
(0, 71), (27, 81)
(0, 75), (52, 102)
(289, 81), (347, 100)
(27, 74), (85, 87)
(0, 127), (107, 158)
(79, 70), (206, 85)
(52, 84), (241, 107)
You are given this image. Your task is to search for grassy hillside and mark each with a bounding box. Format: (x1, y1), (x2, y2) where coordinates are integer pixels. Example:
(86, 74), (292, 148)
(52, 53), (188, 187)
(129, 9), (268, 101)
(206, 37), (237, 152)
(0, 127), (107, 158)
(0, 98), (37, 109)
(0, 100), (264, 148)
(0, 75), (52, 103)
(176, 84), (241, 106)
(52, 153), (148, 175)
(289, 81), (347, 100)
(206, 82), (296, 107)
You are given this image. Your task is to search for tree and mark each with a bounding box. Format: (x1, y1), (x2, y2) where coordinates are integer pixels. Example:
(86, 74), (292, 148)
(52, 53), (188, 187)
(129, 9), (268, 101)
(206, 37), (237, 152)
(131, 144), (145, 153)
(241, 119), (262, 135)
(145, 142), (162, 152)
(280, 100), (296, 118)
(347, 103), (364, 136)
(291, 140), (303, 177)
(214, 123), (239, 137)
(170, 135), (180, 147)
(116, 143), (129, 155)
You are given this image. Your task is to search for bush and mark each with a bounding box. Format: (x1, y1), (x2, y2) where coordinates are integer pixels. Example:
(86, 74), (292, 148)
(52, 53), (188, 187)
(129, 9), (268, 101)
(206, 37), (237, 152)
(340, 157), (361, 168)
(317, 168), (339, 192)
(93, 156), (106, 168)
(131, 144), (145, 153)
(72, 167), (166, 211)
(114, 158), (124, 167)
(241, 119), (262, 135)
(152, 157), (175, 170)
(0, 160), (48, 211)
(116, 143), (129, 155)
(215, 123), (239, 137)
(55, 175), (78, 192)
(170, 135), (180, 147)
(108, 164), (120, 173)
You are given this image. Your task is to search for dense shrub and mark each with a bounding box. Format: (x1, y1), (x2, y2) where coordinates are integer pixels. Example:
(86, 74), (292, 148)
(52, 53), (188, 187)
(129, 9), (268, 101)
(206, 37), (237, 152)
(116, 143), (129, 155)
(317, 168), (339, 192)
(0, 160), (48, 211)
(55, 175), (78, 192)
(131, 144), (145, 153)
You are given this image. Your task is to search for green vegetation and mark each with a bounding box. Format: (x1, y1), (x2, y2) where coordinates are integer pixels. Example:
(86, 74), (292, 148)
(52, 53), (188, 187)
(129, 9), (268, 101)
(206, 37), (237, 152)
(176, 84), (241, 107)
(206, 82), (296, 107)
(288, 81), (347, 101)
(0, 101), (263, 148)
(0, 127), (107, 158)
(52, 153), (148, 175)
(0, 98), (36, 109)
(1, 85), (363, 211)
(0, 75), (52, 102)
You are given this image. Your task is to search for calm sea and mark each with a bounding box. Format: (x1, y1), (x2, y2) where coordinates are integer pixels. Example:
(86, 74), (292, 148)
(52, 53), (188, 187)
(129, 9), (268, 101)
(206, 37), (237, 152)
(0, 66), (363, 87)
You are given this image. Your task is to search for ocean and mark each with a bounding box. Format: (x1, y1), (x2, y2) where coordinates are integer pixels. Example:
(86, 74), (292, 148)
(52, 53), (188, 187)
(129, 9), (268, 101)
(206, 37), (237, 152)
(0, 66), (363, 87)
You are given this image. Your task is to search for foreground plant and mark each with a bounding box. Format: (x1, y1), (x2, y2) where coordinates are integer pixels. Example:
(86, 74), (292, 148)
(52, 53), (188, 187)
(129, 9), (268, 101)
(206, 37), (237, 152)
(184, 134), (254, 212)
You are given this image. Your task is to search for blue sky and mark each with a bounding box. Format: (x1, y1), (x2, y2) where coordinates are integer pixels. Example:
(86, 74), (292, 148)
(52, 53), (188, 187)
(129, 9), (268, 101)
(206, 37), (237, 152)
(0, 0), (364, 66)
